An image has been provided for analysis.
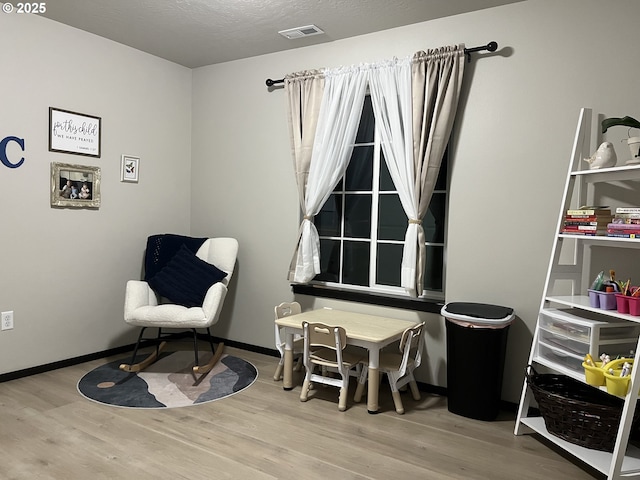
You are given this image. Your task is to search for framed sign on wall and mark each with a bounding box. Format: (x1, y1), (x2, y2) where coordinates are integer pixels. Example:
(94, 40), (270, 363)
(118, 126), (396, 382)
(49, 107), (101, 158)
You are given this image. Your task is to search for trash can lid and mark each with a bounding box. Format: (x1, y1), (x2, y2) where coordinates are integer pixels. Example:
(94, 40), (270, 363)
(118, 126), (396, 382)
(441, 302), (515, 327)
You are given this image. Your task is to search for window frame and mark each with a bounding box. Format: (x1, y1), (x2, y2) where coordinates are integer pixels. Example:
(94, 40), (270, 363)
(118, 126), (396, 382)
(295, 95), (450, 307)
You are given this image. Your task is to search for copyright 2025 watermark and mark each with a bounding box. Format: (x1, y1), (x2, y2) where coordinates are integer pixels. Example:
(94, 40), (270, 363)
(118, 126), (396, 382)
(2, 3), (47, 14)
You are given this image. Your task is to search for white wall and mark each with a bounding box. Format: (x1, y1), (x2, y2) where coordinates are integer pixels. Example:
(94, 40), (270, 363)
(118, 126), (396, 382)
(3, 0), (639, 404)
(192, 0), (640, 403)
(0, 13), (192, 373)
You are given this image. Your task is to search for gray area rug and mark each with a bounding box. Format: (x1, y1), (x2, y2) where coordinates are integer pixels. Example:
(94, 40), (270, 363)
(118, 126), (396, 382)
(77, 350), (257, 408)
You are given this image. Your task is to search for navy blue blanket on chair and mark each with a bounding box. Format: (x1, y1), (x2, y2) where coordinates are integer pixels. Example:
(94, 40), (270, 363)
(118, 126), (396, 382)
(143, 234), (207, 282)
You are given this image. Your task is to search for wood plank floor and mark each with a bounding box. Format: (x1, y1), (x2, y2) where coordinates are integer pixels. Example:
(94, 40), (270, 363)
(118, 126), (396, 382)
(0, 346), (601, 480)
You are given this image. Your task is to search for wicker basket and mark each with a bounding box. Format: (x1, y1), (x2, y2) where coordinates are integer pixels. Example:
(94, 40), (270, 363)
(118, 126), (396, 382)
(526, 365), (637, 452)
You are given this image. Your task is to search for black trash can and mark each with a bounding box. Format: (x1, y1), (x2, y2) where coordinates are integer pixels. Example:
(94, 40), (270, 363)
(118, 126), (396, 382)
(441, 302), (515, 421)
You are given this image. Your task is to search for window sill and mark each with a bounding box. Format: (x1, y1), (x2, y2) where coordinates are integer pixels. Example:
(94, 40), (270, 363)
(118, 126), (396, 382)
(291, 284), (444, 314)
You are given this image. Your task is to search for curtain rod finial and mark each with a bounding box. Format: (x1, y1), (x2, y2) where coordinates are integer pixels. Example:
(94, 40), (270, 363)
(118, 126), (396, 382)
(487, 41), (498, 52)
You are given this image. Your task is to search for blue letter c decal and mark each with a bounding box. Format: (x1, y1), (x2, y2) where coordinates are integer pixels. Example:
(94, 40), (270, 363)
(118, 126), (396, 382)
(0, 136), (25, 168)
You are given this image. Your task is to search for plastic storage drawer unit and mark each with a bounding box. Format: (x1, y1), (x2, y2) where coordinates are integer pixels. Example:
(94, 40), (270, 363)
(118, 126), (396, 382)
(535, 308), (640, 379)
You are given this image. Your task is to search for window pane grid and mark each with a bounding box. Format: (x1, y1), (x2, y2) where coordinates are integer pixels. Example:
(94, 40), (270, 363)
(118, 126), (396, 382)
(313, 95), (447, 299)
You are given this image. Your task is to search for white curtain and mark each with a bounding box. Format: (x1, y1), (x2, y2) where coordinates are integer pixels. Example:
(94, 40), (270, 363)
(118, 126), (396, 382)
(367, 57), (418, 294)
(288, 65), (368, 283)
(369, 45), (465, 297)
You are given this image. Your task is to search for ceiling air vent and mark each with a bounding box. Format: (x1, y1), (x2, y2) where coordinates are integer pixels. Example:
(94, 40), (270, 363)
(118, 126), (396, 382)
(278, 25), (324, 40)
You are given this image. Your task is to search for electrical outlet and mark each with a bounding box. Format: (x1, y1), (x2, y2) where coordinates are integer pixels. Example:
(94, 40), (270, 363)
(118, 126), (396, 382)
(1, 311), (14, 331)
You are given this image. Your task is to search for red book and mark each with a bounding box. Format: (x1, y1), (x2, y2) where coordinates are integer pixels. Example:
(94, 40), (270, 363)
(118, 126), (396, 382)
(565, 215), (599, 220)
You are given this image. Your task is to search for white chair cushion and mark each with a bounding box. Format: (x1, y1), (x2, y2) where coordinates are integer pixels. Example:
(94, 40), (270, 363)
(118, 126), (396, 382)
(126, 304), (210, 328)
(124, 269), (229, 329)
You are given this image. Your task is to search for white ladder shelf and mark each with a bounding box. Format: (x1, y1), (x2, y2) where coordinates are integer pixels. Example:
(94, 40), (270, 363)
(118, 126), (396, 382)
(514, 107), (640, 479)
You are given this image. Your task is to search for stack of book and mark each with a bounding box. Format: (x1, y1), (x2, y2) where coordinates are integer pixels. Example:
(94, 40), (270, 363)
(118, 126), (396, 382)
(608, 207), (640, 238)
(561, 207), (612, 235)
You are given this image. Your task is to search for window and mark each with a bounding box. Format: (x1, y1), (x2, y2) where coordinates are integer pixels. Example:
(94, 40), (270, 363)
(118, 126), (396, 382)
(311, 95), (448, 300)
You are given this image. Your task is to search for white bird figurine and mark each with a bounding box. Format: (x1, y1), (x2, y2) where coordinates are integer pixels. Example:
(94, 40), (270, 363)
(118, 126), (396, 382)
(584, 142), (617, 169)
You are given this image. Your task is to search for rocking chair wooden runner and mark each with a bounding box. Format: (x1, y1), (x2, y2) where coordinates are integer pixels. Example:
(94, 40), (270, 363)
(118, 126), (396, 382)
(121, 235), (238, 375)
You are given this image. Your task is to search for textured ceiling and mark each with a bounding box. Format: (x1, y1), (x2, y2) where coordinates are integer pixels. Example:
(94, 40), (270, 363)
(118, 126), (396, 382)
(36, 0), (523, 68)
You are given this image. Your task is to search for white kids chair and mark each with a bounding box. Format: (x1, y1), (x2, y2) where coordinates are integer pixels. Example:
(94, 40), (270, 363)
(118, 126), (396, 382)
(273, 301), (304, 381)
(354, 321), (425, 414)
(299, 321), (365, 411)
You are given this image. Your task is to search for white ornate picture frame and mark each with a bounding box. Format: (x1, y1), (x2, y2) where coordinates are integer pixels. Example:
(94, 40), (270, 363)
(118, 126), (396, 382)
(50, 162), (101, 208)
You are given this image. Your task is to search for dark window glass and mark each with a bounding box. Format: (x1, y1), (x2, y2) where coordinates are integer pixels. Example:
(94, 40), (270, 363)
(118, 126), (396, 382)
(315, 239), (340, 282)
(422, 192), (445, 243)
(376, 243), (403, 286)
(379, 152), (394, 191)
(316, 194), (342, 237)
(345, 145), (374, 191)
(423, 245), (443, 291)
(342, 241), (369, 286)
(378, 194), (406, 241)
(312, 93), (448, 299)
(344, 194), (371, 238)
(354, 96), (374, 144)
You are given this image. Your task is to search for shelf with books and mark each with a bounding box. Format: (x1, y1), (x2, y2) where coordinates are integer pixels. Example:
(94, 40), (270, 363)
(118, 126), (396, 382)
(614, 208), (640, 227)
(561, 207), (612, 235)
(608, 210), (640, 238)
(516, 107), (640, 479)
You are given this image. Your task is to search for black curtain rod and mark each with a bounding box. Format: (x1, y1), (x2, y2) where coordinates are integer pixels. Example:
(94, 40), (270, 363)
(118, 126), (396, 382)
(265, 41), (497, 87)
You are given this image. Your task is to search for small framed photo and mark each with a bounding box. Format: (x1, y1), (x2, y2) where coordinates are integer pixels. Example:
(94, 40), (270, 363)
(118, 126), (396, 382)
(49, 107), (101, 158)
(51, 162), (101, 208)
(121, 155), (139, 183)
